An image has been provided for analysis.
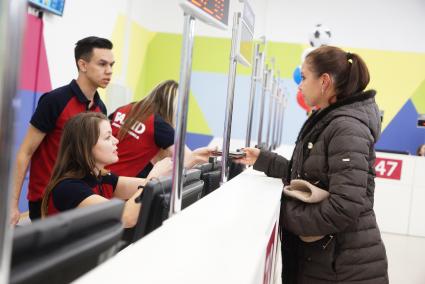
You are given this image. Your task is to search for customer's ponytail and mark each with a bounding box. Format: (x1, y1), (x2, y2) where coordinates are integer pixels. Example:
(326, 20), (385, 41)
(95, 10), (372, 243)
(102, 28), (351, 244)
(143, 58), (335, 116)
(305, 46), (370, 101)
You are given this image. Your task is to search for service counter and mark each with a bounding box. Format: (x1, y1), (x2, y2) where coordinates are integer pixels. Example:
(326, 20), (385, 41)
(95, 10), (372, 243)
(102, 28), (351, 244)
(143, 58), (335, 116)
(75, 167), (283, 284)
(373, 152), (425, 236)
(74, 147), (425, 283)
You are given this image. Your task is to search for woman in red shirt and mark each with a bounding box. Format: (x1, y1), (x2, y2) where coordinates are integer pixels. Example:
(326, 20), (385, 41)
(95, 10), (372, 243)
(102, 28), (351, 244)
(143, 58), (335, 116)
(108, 80), (212, 178)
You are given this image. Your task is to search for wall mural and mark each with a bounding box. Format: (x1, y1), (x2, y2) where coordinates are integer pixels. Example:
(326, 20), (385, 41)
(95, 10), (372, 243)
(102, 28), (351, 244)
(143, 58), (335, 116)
(14, 13), (425, 211)
(110, 15), (425, 153)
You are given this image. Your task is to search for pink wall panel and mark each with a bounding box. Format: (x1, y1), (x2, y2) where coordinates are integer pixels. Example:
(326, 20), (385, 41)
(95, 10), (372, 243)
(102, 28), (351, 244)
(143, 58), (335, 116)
(36, 35), (52, 93)
(19, 14), (51, 93)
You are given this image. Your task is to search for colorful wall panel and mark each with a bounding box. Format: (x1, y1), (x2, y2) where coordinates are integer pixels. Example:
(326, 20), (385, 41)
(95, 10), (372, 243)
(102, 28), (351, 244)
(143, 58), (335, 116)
(14, 13), (425, 210)
(111, 16), (425, 155)
(15, 14), (52, 212)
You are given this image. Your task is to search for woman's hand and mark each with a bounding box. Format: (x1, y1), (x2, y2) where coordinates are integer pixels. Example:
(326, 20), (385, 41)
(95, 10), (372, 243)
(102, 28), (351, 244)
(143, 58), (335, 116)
(192, 146), (216, 163)
(148, 157), (173, 179)
(186, 146), (217, 168)
(233, 147), (260, 166)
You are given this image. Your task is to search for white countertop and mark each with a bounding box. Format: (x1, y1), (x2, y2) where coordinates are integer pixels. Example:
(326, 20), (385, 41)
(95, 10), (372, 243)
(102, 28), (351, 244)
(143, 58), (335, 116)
(75, 167), (283, 284)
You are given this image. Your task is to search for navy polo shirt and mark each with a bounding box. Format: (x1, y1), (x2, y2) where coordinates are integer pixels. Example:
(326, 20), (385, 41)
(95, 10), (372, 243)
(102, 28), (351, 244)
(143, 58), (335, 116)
(28, 80), (107, 201)
(48, 172), (119, 215)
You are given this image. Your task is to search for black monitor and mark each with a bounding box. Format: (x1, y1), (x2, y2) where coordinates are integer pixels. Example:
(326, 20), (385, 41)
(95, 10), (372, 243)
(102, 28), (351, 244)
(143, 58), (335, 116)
(418, 114), (425, 128)
(207, 155), (245, 181)
(10, 199), (124, 284)
(123, 169), (204, 244)
(228, 160), (246, 180)
(195, 159), (222, 197)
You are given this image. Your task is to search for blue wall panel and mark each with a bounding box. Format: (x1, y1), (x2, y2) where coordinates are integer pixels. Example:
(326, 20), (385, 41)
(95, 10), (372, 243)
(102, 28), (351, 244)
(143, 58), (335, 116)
(186, 132), (214, 150)
(190, 72), (307, 146)
(13, 90), (39, 212)
(376, 99), (425, 155)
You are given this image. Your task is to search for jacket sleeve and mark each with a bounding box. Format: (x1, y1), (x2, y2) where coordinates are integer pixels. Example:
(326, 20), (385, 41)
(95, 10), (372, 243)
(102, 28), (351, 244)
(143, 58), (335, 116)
(282, 118), (371, 236)
(253, 150), (289, 178)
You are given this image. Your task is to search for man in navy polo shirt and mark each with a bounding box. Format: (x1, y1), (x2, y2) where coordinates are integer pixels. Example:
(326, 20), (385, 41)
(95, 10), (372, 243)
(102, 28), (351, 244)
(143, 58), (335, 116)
(10, 36), (115, 224)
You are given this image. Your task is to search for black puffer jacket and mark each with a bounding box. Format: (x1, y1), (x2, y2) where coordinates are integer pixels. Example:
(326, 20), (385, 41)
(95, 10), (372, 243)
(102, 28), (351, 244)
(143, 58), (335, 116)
(254, 90), (388, 283)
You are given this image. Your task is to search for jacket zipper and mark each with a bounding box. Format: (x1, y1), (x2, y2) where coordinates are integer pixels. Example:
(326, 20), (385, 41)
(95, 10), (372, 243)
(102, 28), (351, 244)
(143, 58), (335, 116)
(322, 234), (334, 249)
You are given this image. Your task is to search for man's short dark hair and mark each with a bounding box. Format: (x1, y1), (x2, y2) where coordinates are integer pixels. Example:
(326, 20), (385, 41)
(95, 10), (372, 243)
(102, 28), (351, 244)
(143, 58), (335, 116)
(74, 36), (113, 70)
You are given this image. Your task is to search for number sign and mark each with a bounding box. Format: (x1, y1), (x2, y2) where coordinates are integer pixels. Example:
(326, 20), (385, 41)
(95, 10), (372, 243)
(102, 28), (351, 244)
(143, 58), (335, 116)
(374, 157), (402, 180)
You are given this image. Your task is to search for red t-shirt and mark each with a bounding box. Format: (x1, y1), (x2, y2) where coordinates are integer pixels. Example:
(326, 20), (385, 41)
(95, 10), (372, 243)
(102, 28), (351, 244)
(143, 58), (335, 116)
(28, 80), (107, 201)
(107, 103), (174, 177)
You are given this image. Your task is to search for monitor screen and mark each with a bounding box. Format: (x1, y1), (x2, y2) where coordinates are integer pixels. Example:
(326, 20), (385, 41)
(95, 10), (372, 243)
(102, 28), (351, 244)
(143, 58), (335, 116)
(194, 161), (222, 196)
(123, 169), (204, 244)
(238, 20), (254, 66)
(237, 1), (255, 66)
(242, 0), (255, 31)
(180, 0), (229, 30)
(187, 0), (229, 26)
(11, 199), (124, 284)
(28, 0), (65, 16)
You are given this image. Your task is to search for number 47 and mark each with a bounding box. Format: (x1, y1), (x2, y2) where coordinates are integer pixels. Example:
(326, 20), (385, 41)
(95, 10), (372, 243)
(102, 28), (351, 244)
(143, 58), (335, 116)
(375, 160), (398, 176)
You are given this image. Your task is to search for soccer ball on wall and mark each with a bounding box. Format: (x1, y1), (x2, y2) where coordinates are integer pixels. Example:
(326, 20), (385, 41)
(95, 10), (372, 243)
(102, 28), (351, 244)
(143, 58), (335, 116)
(308, 24), (332, 47)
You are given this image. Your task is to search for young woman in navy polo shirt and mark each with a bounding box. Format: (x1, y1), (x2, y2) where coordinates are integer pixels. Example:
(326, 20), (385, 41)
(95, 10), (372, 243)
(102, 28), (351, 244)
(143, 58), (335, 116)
(41, 112), (172, 228)
(108, 80), (212, 178)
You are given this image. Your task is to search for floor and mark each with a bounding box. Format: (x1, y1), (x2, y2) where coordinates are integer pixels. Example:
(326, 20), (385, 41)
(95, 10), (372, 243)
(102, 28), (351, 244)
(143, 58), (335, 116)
(382, 233), (425, 284)
(274, 232), (425, 283)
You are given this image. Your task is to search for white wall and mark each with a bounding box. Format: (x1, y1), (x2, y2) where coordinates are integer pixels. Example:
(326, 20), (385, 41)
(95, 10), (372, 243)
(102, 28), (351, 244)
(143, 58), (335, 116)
(131, 0), (425, 53)
(264, 0), (425, 52)
(40, 0), (425, 89)
(131, 0), (267, 39)
(41, 0), (256, 89)
(42, 0), (128, 88)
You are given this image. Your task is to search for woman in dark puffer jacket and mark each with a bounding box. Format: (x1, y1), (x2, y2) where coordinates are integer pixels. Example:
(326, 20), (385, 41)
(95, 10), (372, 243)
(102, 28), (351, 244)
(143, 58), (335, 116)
(237, 46), (388, 283)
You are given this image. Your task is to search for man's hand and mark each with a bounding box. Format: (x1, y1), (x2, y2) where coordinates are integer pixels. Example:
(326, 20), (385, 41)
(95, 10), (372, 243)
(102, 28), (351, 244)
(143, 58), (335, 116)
(12, 124), (46, 225)
(10, 203), (20, 225)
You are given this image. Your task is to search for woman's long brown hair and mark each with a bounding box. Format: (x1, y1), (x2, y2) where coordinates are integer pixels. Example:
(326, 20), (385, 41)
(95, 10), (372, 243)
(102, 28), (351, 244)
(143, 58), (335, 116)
(41, 112), (108, 217)
(117, 80), (178, 140)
